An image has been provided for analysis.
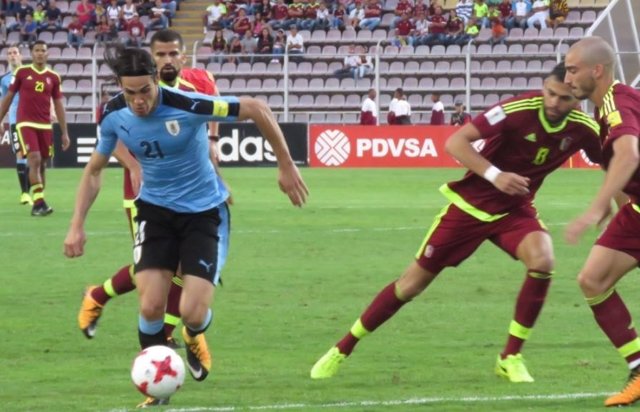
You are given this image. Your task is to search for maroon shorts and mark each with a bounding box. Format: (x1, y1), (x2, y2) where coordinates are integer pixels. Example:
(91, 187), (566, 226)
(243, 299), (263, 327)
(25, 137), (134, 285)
(416, 203), (547, 275)
(17, 125), (53, 158)
(595, 203), (640, 264)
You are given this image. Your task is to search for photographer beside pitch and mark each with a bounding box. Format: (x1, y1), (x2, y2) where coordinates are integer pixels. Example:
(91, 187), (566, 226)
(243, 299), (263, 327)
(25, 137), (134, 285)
(64, 45), (308, 407)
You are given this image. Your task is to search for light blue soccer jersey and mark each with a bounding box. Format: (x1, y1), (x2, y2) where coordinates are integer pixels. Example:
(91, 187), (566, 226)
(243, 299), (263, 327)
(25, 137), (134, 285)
(97, 87), (238, 213)
(0, 70), (19, 125)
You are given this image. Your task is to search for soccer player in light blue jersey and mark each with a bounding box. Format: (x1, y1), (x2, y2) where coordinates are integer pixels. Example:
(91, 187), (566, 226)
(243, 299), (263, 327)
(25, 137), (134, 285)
(0, 45), (30, 205)
(63, 45), (308, 407)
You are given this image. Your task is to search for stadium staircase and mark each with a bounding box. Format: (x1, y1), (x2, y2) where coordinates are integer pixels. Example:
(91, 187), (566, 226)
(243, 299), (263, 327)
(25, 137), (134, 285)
(171, 0), (209, 56)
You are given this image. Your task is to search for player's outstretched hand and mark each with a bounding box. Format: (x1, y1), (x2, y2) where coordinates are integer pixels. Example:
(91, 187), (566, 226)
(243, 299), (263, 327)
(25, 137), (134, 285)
(64, 227), (86, 258)
(493, 172), (530, 196)
(278, 163), (309, 207)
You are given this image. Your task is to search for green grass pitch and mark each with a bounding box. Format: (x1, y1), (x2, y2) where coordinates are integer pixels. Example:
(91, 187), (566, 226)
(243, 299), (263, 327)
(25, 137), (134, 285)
(1, 167), (638, 411)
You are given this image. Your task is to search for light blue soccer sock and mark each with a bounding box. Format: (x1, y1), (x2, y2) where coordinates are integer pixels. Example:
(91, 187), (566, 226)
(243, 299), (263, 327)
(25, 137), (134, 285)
(138, 316), (166, 348)
(185, 309), (213, 337)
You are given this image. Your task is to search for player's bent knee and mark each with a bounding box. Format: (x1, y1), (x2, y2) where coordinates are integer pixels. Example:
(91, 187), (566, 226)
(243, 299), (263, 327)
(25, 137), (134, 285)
(140, 301), (166, 320)
(576, 271), (607, 297)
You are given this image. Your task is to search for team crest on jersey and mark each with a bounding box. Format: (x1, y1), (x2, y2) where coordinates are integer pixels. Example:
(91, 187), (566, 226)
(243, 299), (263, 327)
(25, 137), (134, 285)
(559, 136), (573, 151)
(46, 77), (51, 85)
(165, 120), (180, 136)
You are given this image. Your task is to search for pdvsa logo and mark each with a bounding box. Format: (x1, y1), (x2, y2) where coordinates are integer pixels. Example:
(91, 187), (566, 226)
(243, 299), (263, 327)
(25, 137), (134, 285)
(315, 129), (351, 166)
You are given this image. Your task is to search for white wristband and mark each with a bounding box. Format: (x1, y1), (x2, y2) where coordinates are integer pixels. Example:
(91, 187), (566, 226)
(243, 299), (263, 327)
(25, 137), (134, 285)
(483, 165), (502, 184)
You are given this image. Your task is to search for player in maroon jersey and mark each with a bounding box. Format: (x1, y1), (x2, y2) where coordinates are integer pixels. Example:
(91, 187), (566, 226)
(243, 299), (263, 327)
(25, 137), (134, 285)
(0, 40), (70, 216)
(77, 33), (225, 401)
(311, 63), (603, 383)
(564, 36), (640, 407)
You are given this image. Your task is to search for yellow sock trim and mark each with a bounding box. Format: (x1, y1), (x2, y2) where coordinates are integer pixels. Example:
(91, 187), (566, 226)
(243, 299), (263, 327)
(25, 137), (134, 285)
(528, 270), (554, 279)
(586, 288), (615, 306)
(509, 320), (532, 340)
(31, 183), (43, 192)
(128, 265), (136, 286)
(103, 279), (116, 297)
(172, 276), (184, 287)
(618, 338), (640, 359)
(32, 191), (44, 201)
(164, 313), (181, 326)
(350, 319), (370, 339)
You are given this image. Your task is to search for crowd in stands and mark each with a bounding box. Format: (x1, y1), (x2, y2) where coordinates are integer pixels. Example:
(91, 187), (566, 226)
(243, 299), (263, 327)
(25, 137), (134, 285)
(0, 0), (177, 48)
(202, 0), (570, 61)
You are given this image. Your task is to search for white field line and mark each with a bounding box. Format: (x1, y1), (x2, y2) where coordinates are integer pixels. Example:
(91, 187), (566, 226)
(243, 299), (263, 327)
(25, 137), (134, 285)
(107, 392), (611, 412)
(0, 222), (569, 238)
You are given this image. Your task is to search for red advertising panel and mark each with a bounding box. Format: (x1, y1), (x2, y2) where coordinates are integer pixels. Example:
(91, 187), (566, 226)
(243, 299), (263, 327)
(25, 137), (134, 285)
(310, 125), (460, 167)
(309, 125), (600, 169)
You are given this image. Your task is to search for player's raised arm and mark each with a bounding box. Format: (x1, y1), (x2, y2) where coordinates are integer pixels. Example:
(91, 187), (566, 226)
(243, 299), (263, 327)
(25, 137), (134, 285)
(64, 151), (110, 258)
(236, 97), (309, 207)
(445, 122), (530, 196)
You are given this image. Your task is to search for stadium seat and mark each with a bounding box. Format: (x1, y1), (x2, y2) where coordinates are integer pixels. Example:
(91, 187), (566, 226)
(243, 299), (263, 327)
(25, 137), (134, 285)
(53, 31), (68, 46)
(446, 44), (461, 55)
(480, 60), (496, 72)
(268, 94), (283, 108)
(524, 27), (539, 39)
(342, 113), (357, 124)
(67, 95), (84, 109)
(434, 77), (449, 89)
(252, 62), (267, 74)
(230, 78), (246, 91)
(528, 77), (543, 89)
(297, 61), (312, 74)
(524, 43), (539, 54)
(419, 61), (435, 72)
(408, 94), (422, 109)
(262, 78), (278, 90)
(342, 28), (356, 42)
(236, 62), (252, 74)
(325, 78), (340, 90)
(492, 44), (507, 55)
(435, 61), (450, 72)
(346, 94), (361, 107)
(450, 77), (465, 90)
(405, 60), (419, 74)
(340, 78), (356, 89)
(398, 45), (414, 57)
(470, 94), (484, 108)
(357, 29), (372, 42)
(496, 77), (512, 89)
(389, 61), (404, 74)
(308, 78), (323, 90)
(222, 62), (236, 73)
(539, 43), (555, 54)
(67, 63), (84, 77)
(508, 44), (523, 54)
(306, 45), (321, 56)
(326, 29), (341, 43)
(554, 27), (569, 38)
(216, 78), (230, 90)
(62, 78), (76, 91)
(403, 77), (418, 89)
(325, 113), (342, 123)
(580, 10), (597, 23)
(77, 79), (92, 93)
(485, 94), (500, 107)
(387, 76), (402, 90)
(415, 45), (429, 55)
(481, 78), (497, 89)
(298, 94), (314, 107)
(293, 78), (308, 90)
(418, 77), (434, 89)
(496, 60), (511, 73)
(329, 94), (345, 107)
(569, 27), (584, 38)
(430, 45), (446, 55)
(246, 78), (261, 91)
(55, 63), (69, 76)
(512, 77), (528, 89)
(311, 30), (326, 43)
(451, 60), (466, 73)
(310, 113), (325, 123)
(527, 60), (543, 72)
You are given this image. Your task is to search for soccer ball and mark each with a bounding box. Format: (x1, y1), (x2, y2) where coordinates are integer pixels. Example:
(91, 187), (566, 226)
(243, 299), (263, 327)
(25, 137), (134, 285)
(131, 345), (185, 399)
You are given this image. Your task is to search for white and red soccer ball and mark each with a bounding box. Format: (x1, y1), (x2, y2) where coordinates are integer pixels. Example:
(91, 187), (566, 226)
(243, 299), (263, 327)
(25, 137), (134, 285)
(131, 345), (185, 399)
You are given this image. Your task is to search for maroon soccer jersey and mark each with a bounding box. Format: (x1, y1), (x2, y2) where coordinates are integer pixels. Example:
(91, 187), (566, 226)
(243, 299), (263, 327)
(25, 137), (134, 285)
(595, 81), (640, 203)
(10, 65), (62, 125)
(446, 92), (602, 215)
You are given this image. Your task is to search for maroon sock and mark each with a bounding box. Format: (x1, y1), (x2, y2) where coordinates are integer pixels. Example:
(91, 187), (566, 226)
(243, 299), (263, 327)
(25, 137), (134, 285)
(337, 282), (408, 356)
(164, 280), (182, 338)
(91, 265), (135, 305)
(501, 271), (551, 358)
(590, 290), (640, 364)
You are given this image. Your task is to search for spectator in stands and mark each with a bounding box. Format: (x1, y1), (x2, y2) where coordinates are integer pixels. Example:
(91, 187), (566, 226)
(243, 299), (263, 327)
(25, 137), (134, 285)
(388, 88), (412, 125)
(255, 0), (272, 19)
(497, 0), (513, 28)
(67, 14), (85, 48)
(348, 2), (365, 29)
(125, 12), (145, 47)
(269, 0), (289, 31)
(473, 0), (490, 28)
(333, 43), (360, 78)
(6, 0), (19, 17)
(232, 7), (252, 37)
(286, 0), (304, 30)
(314, 2), (330, 31)
(393, 12), (414, 47)
(427, 6), (447, 44)
(300, 0), (319, 31)
(32, 4), (46, 28)
(428, 0), (441, 15)
(546, 0), (568, 28)
(455, 0), (473, 24)
(19, 13), (37, 47)
(359, 0), (381, 30)
(413, 12), (430, 45)
(251, 12), (267, 37)
(76, 0), (95, 30)
(240, 29), (257, 63)
(459, 16), (479, 42)
(203, 0), (226, 32)
(257, 26), (273, 59)
(450, 100), (472, 125)
(356, 47), (374, 79)
(331, 3), (347, 30)
(390, 0), (412, 30)
(11, 0), (33, 30)
(489, 17), (507, 44)
(138, 0), (155, 18)
(41, 0), (62, 30)
(106, 0), (122, 30)
(94, 1), (107, 24)
(161, 0), (177, 18)
(0, 15), (6, 44)
(512, 0), (531, 29)
(272, 28), (286, 62)
(286, 24), (304, 61)
(413, 0), (428, 19)
(445, 9), (465, 44)
(121, 0), (138, 27)
(360, 88), (377, 125)
(96, 14), (116, 43)
(430, 93), (444, 125)
(527, 0), (548, 29)
(210, 28), (227, 63)
(147, 0), (169, 30)
(220, 0), (237, 28)
(227, 34), (242, 64)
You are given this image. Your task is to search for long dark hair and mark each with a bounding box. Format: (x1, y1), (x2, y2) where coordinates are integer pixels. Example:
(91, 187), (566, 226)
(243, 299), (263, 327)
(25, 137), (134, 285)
(104, 43), (157, 80)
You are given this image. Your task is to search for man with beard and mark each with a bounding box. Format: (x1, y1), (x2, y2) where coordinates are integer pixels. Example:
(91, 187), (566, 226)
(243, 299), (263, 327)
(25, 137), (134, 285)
(564, 36), (640, 408)
(76, 31), (227, 408)
(311, 63), (603, 384)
